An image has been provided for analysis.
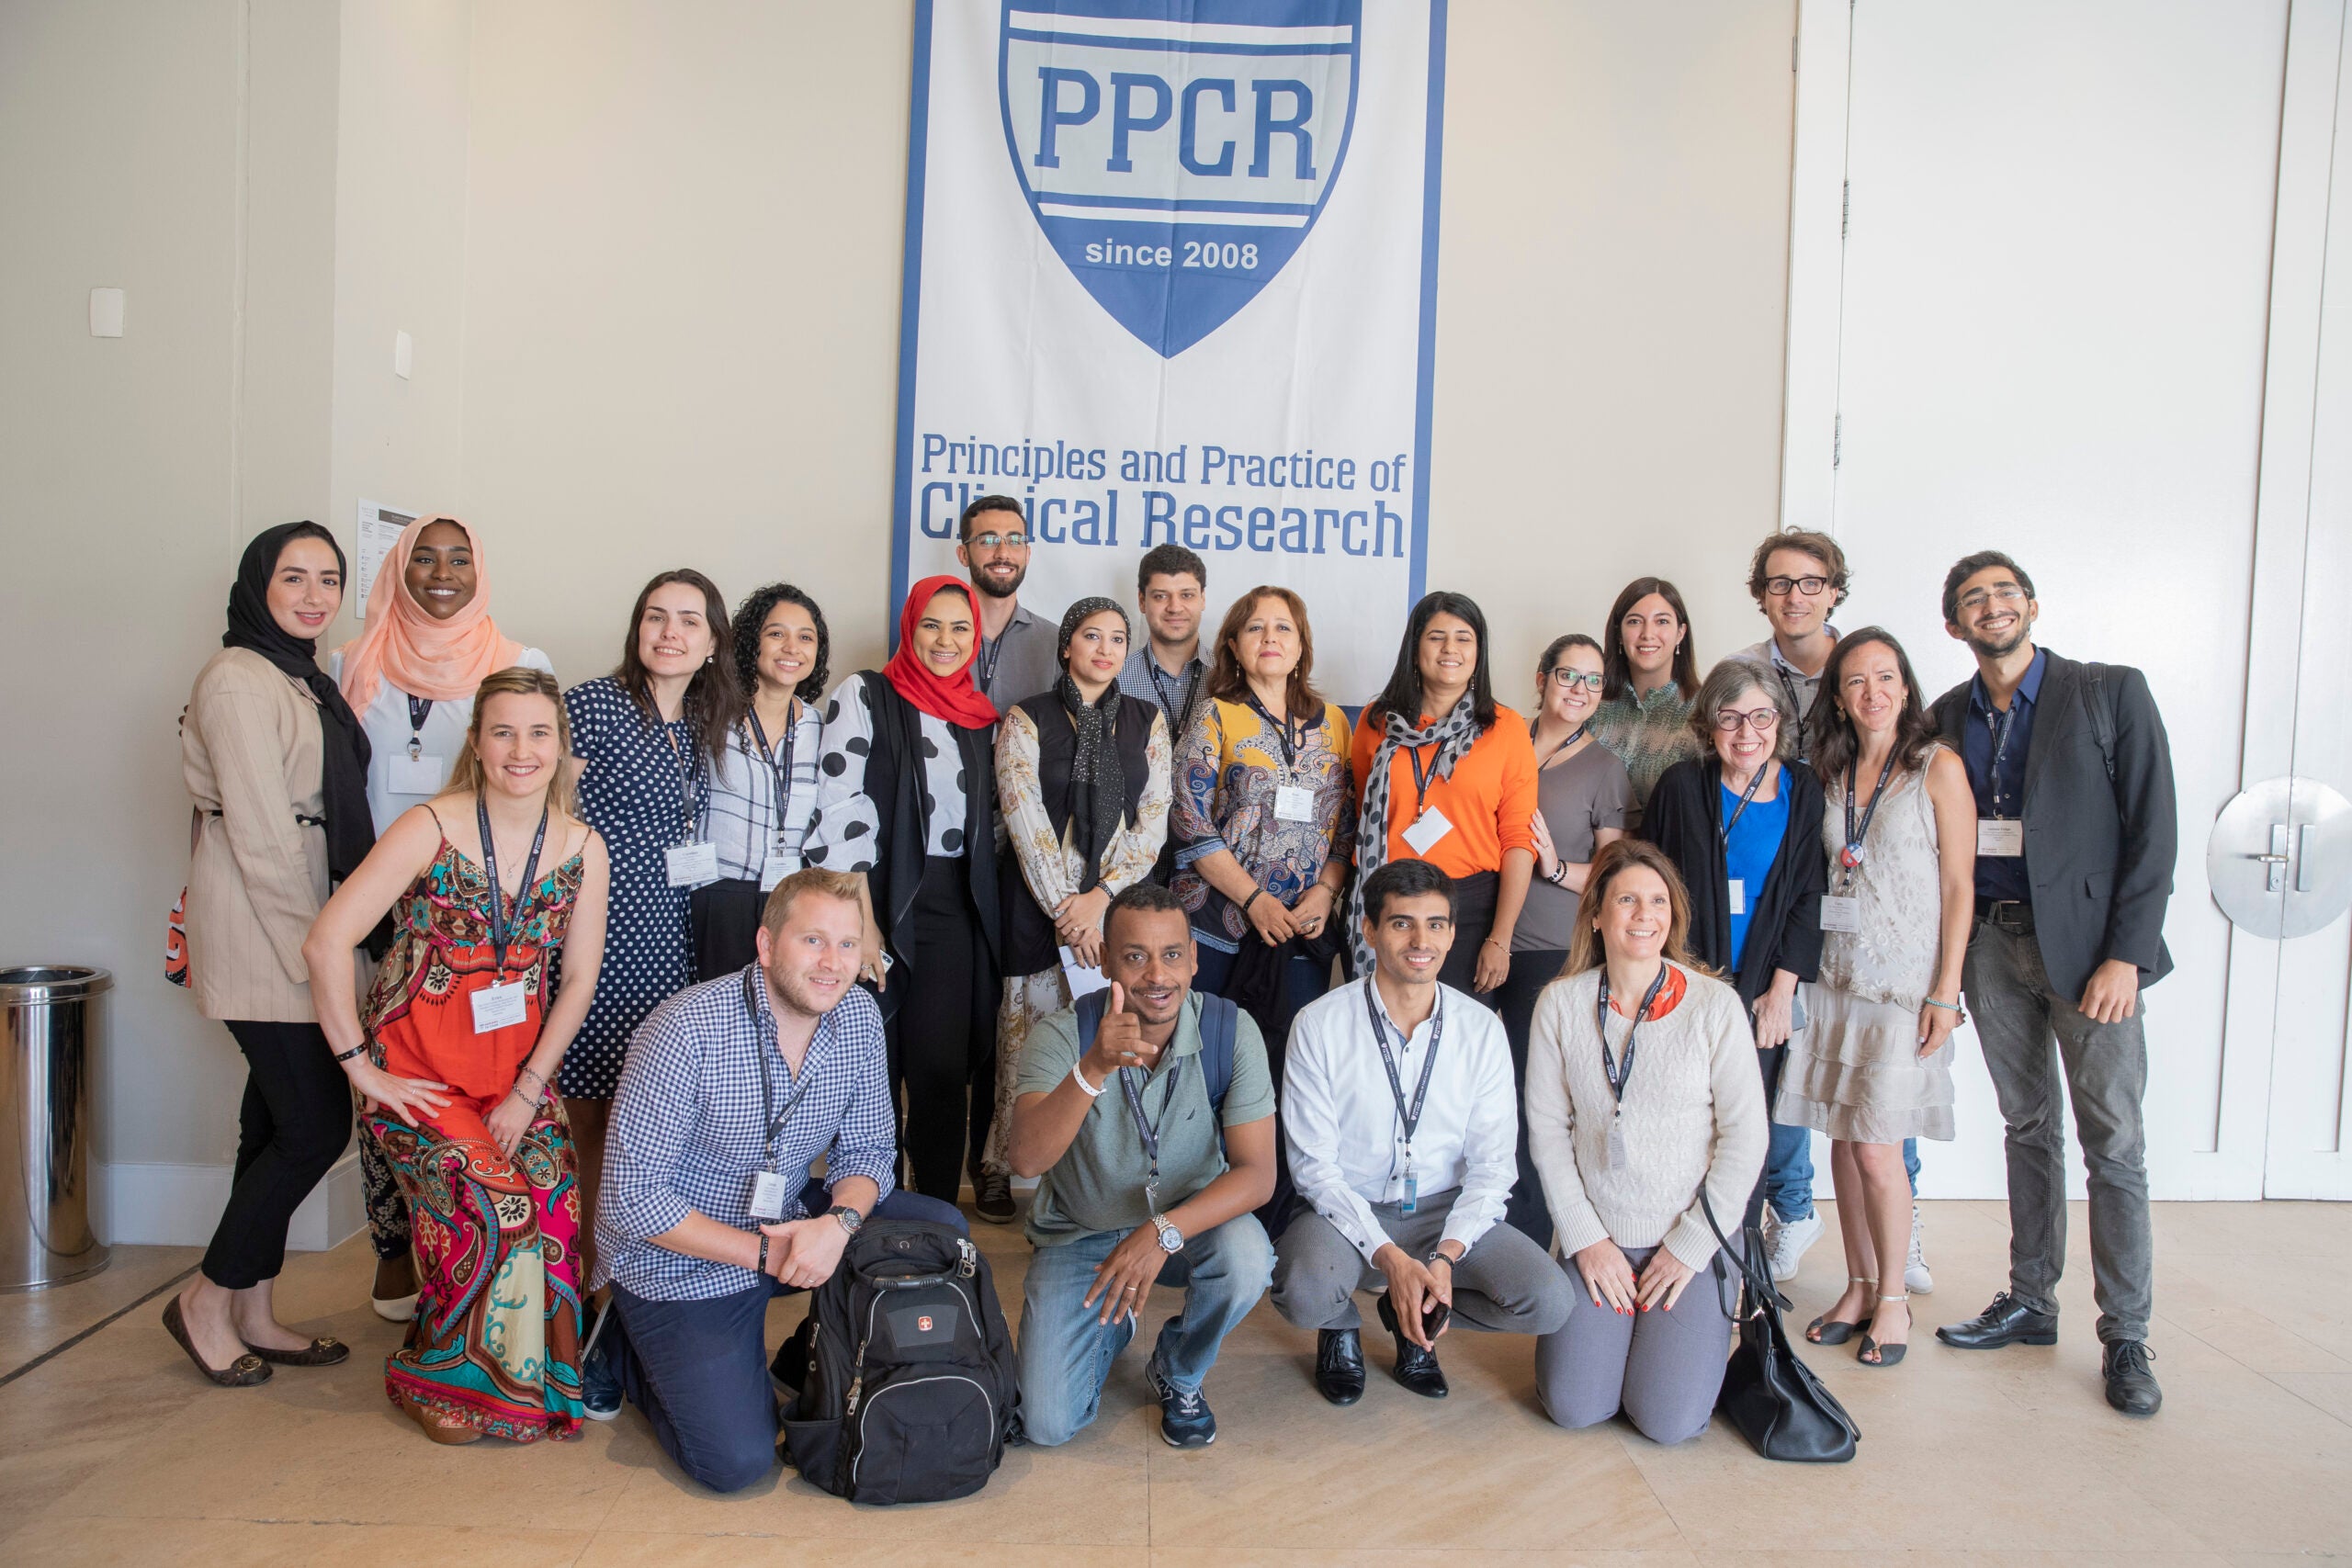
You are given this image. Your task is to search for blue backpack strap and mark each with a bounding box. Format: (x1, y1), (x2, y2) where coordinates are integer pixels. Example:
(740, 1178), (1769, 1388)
(1074, 987), (1109, 1053)
(1196, 994), (1238, 1115)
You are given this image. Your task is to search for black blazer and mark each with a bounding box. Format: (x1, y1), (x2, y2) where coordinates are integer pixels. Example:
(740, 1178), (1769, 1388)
(1930, 649), (2176, 1000)
(1642, 755), (1826, 1009)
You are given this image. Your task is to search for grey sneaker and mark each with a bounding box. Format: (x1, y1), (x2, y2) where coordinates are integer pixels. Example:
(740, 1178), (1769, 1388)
(1905, 1202), (1935, 1295)
(1765, 1210), (1824, 1283)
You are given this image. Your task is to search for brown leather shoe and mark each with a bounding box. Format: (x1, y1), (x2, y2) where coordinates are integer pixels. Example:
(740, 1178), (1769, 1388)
(246, 1335), (350, 1367)
(162, 1296), (271, 1387)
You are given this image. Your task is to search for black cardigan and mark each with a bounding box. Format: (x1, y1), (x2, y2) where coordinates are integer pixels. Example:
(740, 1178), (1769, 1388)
(1641, 755), (1826, 1008)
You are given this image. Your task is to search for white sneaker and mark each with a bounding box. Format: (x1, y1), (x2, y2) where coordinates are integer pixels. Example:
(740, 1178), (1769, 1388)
(1905, 1202), (1934, 1294)
(1765, 1211), (1824, 1282)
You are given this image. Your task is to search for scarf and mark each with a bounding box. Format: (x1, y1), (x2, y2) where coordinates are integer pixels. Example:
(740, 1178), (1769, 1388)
(1347, 694), (1482, 976)
(880, 574), (999, 729)
(223, 522), (377, 886)
(1055, 596), (1133, 891)
(335, 514), (525, 712)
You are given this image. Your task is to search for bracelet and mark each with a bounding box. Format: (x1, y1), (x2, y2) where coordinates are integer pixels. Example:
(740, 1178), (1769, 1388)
(516, 1065), (548, 1091)
(1428, 1248), (1455, 1269)
(332, 1043), (367, 1065)
(1922, 997), (1962, 1012)
(1069, 1058), (1106, 1098)
(756, 1232), (771, 1274)
(1241, 888), (1265, 916)
(1547, 860), (1569, 886)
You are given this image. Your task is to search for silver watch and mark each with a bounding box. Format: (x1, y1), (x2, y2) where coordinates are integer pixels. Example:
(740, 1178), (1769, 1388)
(1151, 1213), (1183, 1254)
(830, 1204), (864, 1237)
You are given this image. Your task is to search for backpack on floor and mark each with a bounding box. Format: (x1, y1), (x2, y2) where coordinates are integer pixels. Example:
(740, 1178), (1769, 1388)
(778, 1219), (1021, 1505)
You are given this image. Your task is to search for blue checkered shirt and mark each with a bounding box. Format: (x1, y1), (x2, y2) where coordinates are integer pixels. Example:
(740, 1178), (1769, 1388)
(594, 965), (899, 1301)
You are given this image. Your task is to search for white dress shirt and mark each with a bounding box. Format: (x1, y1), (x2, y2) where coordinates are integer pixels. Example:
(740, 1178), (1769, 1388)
(1283, 976), (1519, 1263)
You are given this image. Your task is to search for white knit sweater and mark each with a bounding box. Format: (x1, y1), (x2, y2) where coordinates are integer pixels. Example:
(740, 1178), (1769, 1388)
(1525, 962), (1768, 1271)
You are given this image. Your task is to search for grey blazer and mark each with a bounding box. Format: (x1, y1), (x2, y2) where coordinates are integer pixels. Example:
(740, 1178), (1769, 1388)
(1930, 649), (2177, 1001)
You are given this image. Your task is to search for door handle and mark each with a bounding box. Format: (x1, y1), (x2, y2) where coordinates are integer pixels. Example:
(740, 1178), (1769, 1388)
(2299, 823), (2317, 893)
(2254, 823), (2290, 891)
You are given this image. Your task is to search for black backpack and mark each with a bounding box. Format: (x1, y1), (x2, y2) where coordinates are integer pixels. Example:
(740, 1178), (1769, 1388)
(778, 1220), (1021, 1505)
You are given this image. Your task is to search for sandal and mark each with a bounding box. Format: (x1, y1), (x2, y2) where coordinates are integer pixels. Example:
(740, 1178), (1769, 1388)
(162, 1295), (271, 1387)
(399, 1393), (482, 1446)
(246, 1335), (350, 1367)
(1806, 1277), (1875, 1347)
(1860, 1293), (1910, 1367)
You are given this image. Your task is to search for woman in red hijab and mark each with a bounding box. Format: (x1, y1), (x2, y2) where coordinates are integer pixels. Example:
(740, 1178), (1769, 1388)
(802, 577), (1006, 1208)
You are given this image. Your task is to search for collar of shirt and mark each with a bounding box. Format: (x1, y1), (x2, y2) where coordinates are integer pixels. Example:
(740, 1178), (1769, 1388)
(1366, 977), (1442, 1053)
(1767, 625), (1838, 677)
(1969, 645), (2048, 717)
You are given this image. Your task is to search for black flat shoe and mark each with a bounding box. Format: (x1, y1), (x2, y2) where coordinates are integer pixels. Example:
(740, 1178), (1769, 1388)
(1936, 1290), (2058, 1350)
(162, 1296), (271, 1387)
(1375, 1292), (1448, 1399)
(245, 1335), (350, 1367)
(2102, 1339), (2162, 1416)
(1314, 1328), (1365, 1405)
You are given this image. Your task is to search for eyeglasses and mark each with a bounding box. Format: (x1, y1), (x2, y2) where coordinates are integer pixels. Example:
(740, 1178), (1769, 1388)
(1957, 583), (2028, 612)
(967, 531), (1031, 551)
(1713, 708), (1782, 733)
(1544, 669), (1605, 691)
(1763, 574), (1831, 598)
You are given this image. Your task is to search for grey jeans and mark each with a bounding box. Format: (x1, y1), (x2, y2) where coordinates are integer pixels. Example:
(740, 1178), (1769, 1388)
(1965, 912), (2154, 1343)
(1535, 1244), (1736, 1444)
(1271, 1187), (1574, 1335)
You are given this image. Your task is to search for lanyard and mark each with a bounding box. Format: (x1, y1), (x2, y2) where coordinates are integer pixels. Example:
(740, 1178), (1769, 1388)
(741, 967), (821, 1172)
(1985, 702), (2023, 818)
(1595, 965), (1671, 1107)
(1117, 1056), (1185, 1208)
(975, 633), (1005, 694)
(1716, 761), (1772, 843)
(1405, 741), (1442, 820)
(658, 718), (704, 844)
(406, 694), (434, 759)
(1533, 719), (1589, 770)
(1840, 750), (1900, 877)
(746, 703), (800, 833)
(1362, 978), (1445, 1158)
(1245, 692), (1303, 773)
(475, 795), (549, 981)
(1148, 657), (1200, 738)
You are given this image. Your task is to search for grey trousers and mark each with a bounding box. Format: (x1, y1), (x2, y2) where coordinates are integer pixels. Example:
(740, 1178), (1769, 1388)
(1535, 1244), (1736, 1444)
(1965, 913), (2155, 1344)
(1271, 1187), (1574, 1335)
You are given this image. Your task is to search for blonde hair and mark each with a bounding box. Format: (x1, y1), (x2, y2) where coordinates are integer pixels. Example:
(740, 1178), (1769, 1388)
(1564, 840), (1706, 976)
(762, 867), (867, 936)
(438, 666), (579, 819)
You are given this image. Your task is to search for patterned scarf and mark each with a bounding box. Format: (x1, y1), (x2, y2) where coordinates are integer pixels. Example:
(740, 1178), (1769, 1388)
(1348, 694), (1481, 976)
(1056, 596), (1132, 892)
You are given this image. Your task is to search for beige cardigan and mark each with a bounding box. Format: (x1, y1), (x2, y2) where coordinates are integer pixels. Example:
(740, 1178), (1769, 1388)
(182, 648), (331, 1022)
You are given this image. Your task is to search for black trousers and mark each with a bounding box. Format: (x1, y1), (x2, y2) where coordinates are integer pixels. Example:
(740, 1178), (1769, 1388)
(885, 856), (997, 1203)
(690, 877), (766, 982)
(1493, 945), (1569, 1248)
(1433, 868), (1503, 1010)
(202, 1020), (351, 1290)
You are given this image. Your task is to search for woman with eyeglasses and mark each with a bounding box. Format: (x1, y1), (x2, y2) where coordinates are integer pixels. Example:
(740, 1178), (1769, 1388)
(1493, 634), (1632, 1245)
(1640, 659), (1826, 1231)
(1588, 578), (1702, 824)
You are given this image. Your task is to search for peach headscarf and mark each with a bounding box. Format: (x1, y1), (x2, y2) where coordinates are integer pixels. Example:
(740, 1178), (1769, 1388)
(336, 514), (525, 712)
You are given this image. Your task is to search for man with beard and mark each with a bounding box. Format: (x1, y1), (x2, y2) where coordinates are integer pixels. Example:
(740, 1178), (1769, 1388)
(1927, 552), (2177, 1419)
(958, 493), (1062, 708)
(1119, 542), (1210, 886)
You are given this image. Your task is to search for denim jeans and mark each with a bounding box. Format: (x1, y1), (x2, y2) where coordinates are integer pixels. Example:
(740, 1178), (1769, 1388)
(1016, 1214), (1272, 1447)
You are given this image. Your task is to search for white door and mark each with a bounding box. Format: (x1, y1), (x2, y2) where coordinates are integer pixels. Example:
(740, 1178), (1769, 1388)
(1783, 0), (2291, 1198)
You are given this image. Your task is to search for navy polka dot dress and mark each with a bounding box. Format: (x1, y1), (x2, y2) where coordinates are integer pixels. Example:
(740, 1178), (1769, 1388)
(559, 676), (709, 1098)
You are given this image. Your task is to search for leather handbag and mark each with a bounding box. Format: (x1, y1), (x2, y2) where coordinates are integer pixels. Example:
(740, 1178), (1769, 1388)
(1702, 1191), (1860, 1462)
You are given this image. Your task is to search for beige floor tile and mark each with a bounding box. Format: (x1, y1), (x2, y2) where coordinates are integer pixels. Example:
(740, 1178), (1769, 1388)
(1693, 1554), (2233, 1567)
(0, 1516), (593, 1567)
(1153, 1551), (1701, 1566)
(2264, 1369), (2352, 1426)
(0, 1245), (200, 1374)
(581, 1534), (1149, 1567)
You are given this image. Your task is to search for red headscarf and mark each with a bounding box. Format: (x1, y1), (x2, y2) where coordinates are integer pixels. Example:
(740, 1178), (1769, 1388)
(882, 575), (999, 729)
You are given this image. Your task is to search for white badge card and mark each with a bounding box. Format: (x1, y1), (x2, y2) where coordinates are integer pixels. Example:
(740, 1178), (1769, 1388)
(760, 840), (791, 893)
(1818, 895), (1862, 933)
(389, 753), (447, 795)
(749, 1169), (787, 1222)
(470, 980), (527, 1033)
(1726, 878), (1747, 917)
(666, 840), (720, 886)
(1606, 1113), (1628, 1172)
(1977, 818), (2025, 857)
(1400, 806), (1455, 857)
(1273, 784), (1316, 823)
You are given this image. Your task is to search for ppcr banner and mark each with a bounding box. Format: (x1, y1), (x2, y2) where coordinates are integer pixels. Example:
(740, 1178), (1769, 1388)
(889, 0), (1448, 700)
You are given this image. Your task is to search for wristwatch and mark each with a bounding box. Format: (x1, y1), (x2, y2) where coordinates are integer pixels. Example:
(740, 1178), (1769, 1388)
(1151, 1213), (1184, 1254)
(829, 1204), (864, 1237)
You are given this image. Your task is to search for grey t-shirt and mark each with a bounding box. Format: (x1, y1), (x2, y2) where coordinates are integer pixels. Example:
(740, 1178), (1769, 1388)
(1017, 991), (1274, 1246)
(1512, 740), (1634, 953)
(978, 600), (1064, 710)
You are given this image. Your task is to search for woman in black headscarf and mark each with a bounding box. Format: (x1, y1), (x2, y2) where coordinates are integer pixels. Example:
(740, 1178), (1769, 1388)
(978, 598), (1172, 1220)
(165, 521), (384, 1385)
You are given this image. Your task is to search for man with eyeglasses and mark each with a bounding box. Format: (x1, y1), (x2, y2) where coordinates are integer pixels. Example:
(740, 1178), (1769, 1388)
(957, 493), (1062, 709)
(1928, 550), (2176, 1419)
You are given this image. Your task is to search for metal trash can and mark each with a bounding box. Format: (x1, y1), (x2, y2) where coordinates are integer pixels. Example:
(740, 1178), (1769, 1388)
(0, 966), (111, 1291)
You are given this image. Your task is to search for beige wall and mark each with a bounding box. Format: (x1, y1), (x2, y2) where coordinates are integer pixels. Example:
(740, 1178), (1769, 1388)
(0, 0), (1795, 1232)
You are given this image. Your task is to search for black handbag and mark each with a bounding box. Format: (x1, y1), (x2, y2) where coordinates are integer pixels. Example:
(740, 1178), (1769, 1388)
(1702, 1191), (1860, 1462)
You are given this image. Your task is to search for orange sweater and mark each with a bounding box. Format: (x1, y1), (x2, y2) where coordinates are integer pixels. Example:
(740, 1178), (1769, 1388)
(1351, 705), (1540, 877)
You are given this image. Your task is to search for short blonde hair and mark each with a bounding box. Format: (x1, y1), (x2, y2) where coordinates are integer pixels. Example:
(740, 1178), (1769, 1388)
(762, 868), (866, 937)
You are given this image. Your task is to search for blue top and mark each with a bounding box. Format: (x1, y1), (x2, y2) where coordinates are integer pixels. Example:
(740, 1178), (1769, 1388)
(1722, 771), (1790, 971)
(1962, 647), (2047, 903)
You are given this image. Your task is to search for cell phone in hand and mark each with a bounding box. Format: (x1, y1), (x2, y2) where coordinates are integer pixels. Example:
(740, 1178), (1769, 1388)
(1421, 1297), (1451, 1339)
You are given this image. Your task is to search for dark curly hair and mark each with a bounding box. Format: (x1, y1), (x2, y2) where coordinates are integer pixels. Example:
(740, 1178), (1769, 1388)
(730, 581), (831, 704)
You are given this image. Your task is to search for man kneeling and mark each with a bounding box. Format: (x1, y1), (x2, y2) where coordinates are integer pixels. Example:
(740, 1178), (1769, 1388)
(1009, 884), (1278, 1449)
(1276, 860), (1574, 1403)
(587, 869), (967, 1493)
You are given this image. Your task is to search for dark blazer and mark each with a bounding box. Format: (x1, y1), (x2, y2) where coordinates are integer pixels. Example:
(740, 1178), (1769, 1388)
(1642, 755), (1827, 1008)
(1930, 648), (2176, 1000)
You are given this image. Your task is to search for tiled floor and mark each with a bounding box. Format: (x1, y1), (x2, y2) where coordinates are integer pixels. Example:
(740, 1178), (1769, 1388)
(1, 1200), (2345, 1565)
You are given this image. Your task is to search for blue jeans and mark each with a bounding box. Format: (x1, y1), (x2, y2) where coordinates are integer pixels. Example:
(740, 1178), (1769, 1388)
(1765, 1126), (1921, 1223)
(1017, 1215), (1272, 1447)
(605, 1183), (966, 1493)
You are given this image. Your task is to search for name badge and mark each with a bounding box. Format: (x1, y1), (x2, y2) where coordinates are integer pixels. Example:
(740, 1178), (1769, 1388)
(1606, 1112), (1628, 1172)
(749, 1168), (787, 1222)
(1818, 895), (1861, 933)
(760, 842), (792, 893)
(1400, 806), (1454, 857)
(389, 753), (447, 795)
(666, 840), (720, 887)
(1726, 877), (1747, 916)
(1273, 784), (1316, 823)
(470, 979), (527, 1033)
(1977, 818), (2025, 857)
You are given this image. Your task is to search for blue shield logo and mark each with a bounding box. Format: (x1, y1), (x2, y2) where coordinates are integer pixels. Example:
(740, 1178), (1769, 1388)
(1000, 1), (1362, 357)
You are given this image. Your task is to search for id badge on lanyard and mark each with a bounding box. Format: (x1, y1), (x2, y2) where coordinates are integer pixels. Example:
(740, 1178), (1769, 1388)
(1364, 981), (1443, 1213)
(742, 968), (816, 1223)
(471, 795), (548, 1035)
(1598, 966), (1669, 1171)
(391, 694), (445, 794)
(662, 722), (718, 886)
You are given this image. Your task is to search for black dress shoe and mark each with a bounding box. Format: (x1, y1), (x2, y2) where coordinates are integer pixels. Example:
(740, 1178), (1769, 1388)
(1935, 1290), (2059, 1349)
(2102, 1340), (2162, 1416)
(1375, 1292), (1448, 1399)
(1314, 1328), (1365, 1404)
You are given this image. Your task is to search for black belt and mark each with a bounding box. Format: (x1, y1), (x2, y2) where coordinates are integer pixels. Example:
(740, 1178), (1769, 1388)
(1975, 897), (2034, 929)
